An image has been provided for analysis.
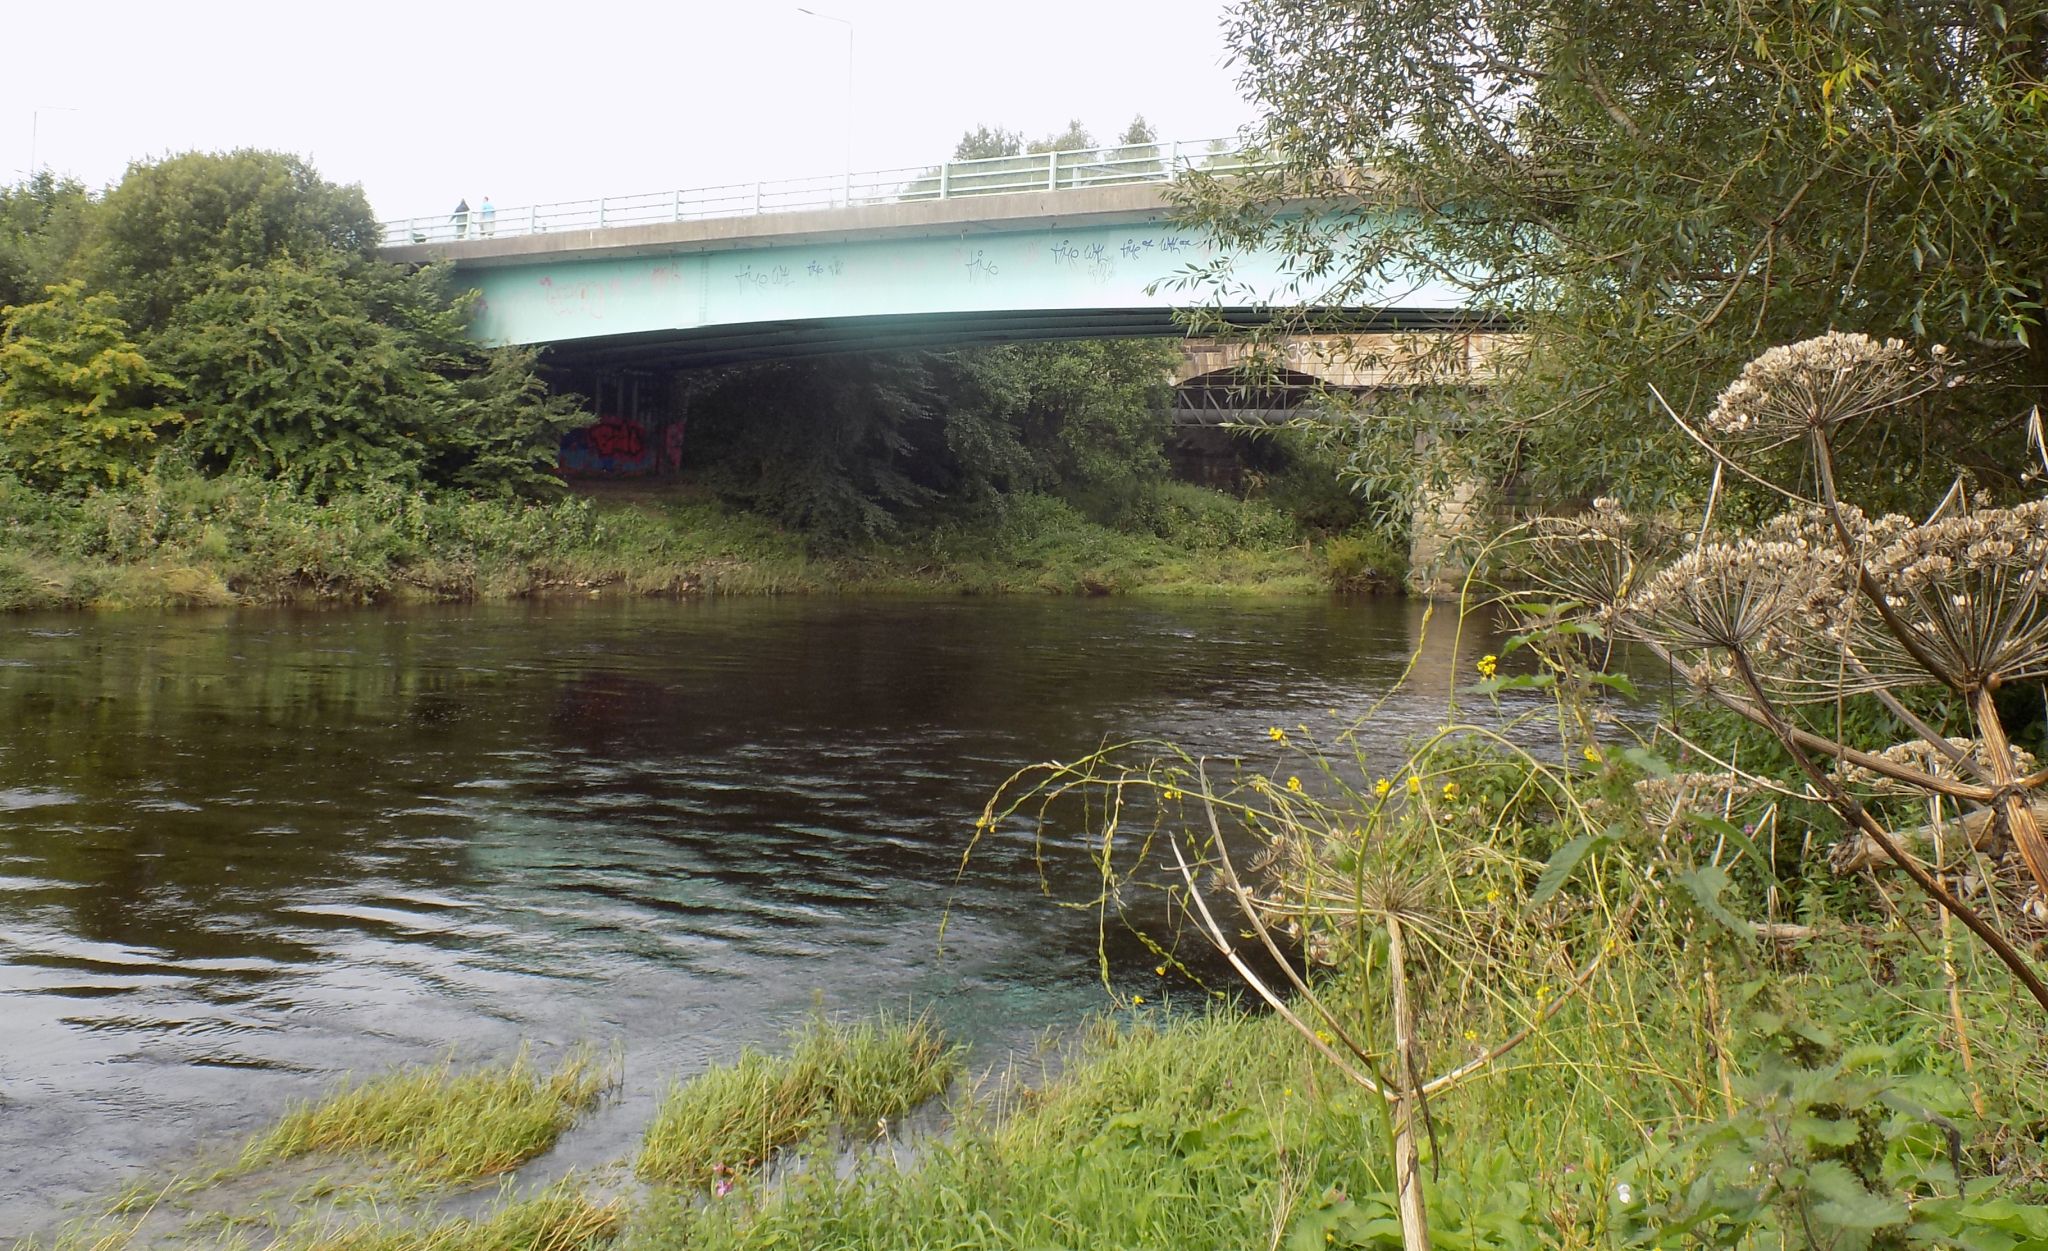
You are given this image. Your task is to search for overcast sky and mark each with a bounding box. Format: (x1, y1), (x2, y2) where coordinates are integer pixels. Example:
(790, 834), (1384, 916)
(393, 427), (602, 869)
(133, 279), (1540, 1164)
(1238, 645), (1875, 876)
(4, 1), (1261, 224)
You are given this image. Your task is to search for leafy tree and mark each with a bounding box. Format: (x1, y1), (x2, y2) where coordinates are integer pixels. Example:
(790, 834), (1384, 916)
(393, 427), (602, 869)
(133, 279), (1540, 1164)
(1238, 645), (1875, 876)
(1026, 120), (1095, 155)
(83, 149), (379, 332)
(0, 172), (93, 312)
(1116, 114), (1158, 147)
(953, 126), (1025, 161)
(152, 258), (424, 491)
(684, 353), (961, 539)
(681, 339), (1178, 541)
(152, 258), (580, 497)
(0, 280), (183, 489)
(352, 264), (587, 497)
(953, 338), (1178, 503)
(1180, 0), (2048, 515)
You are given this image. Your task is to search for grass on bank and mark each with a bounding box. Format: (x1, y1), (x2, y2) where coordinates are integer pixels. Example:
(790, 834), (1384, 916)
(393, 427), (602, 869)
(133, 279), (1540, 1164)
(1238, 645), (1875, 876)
(632, 931), (2048, 1251)
(635, 1013), (960, 1190)
(27, 931), (2048, 1251)
(0, 470), (1395, 613)
(35, 1180), (621, 1251)
(240, 1048), (612, 1187)
(275, 1182), (623, 1251)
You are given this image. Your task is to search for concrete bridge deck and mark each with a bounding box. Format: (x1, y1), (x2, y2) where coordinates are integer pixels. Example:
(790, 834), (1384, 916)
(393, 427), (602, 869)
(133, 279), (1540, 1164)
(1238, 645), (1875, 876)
(377, 143), (1486, 368)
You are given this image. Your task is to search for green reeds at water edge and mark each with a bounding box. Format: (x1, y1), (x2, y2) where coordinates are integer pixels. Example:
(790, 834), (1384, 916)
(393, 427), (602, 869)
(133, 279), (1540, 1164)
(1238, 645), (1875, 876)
(42, 1180), (621, 1251)
(635, 1013), (961, 1190)
(240, 1047), (613, 1186)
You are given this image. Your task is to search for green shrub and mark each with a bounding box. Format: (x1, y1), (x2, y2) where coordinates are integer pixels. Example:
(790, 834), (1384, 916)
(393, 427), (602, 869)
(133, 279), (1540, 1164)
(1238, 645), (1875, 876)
(1323, 530), (1407, 591)
(1126, 481), (1301, 550)
(153, 260), (581, 498)
(1240, 427), (1381, 534)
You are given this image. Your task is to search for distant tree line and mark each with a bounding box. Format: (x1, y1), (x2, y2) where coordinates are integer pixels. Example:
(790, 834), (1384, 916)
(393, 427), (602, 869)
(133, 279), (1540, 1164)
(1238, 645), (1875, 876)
(0, 126), (1319, 548)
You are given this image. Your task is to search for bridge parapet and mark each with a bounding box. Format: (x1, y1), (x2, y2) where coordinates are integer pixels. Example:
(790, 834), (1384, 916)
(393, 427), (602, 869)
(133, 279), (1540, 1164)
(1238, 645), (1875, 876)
(382, 137), (1253, 249)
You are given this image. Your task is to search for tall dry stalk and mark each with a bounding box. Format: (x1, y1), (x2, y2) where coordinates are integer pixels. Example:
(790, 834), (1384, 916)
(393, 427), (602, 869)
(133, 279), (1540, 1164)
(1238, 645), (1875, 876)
(1157, 757), (1630, 1251)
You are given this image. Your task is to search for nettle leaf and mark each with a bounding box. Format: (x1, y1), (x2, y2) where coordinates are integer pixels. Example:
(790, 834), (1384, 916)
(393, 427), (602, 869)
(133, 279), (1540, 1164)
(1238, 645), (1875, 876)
(1948, 1196), (2048, 1238)
(1530, 829), (1615, 906)
(1501, 620), (1605, 656)
(1673, 865), (1755, 941)
(1793, 1114), (1864, 1150)
(1806, 1162), (1909, 1232)
(1617, 745), (1673, 777)
(1683, 812), (1769, 867)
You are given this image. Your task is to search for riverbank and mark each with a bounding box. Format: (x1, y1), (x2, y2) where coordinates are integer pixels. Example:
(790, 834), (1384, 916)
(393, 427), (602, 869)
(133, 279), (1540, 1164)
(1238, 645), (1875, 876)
(0, 474), (1401, 613)
(26, 923), (2043, 1251)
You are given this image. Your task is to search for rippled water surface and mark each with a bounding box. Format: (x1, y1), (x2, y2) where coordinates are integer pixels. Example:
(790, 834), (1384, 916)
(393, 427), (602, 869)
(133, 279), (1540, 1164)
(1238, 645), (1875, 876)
(0, 596), (1495, 1232)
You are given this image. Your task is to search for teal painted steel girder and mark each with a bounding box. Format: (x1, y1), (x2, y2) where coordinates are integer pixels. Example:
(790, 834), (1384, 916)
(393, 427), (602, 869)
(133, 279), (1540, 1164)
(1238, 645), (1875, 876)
(457, 211), (1472, 362)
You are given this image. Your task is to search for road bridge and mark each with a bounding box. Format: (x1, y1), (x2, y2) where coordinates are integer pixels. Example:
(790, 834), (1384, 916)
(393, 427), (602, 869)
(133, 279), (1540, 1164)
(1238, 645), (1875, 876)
(380, 144), (1509, 587)
(376, 139), (1483, 369)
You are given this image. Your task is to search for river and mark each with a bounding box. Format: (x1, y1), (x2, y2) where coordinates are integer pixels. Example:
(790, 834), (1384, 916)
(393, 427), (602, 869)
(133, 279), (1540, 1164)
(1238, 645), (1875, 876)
(0, 595), (1497, 1233)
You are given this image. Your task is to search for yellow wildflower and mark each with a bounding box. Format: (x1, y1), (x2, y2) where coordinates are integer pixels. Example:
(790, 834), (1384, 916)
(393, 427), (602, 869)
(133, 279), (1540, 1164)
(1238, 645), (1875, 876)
(1286, 775), (1304, 794)
(1373, 778), (1392, 798)
(1464, 1029), (1478, 1041)
(1314, 1029), (1333, 1045)
(1162, 787), (1183, 801)
(1441, 781), (1460, 801)
(1268, 726), (1288, 743)
(1476, 653), (1499, 678)
(1406, 775), (1423, 796)
(1583, 745), (1602, 764)
(1155, 965), (1167, 976)
(1484, 887), (1501, 905)
(1132, 995), (1145, 1005)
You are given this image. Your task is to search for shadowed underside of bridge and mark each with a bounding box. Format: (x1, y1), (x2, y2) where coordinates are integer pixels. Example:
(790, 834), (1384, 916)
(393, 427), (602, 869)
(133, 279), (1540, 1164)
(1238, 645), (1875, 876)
(533, 307), (1484, 371)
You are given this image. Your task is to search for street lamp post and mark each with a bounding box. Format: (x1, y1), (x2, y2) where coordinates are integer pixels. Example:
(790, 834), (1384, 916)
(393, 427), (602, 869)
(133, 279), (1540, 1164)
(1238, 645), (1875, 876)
(28, 106), (79, 179)
(796, 6), (853, 206)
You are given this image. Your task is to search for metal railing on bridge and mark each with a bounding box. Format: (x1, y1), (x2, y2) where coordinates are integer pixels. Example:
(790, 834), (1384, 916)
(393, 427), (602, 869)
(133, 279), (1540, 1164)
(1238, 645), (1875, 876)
(381, 137), (1254, 247)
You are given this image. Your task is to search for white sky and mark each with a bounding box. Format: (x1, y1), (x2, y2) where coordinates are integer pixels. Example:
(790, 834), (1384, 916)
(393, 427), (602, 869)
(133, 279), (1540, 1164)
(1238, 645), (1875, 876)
(3, 0), (1260, 224)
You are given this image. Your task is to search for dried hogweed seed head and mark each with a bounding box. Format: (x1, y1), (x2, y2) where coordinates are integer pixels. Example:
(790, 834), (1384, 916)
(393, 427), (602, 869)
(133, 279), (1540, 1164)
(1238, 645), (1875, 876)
(1704, 332), (1925, 444)
(1628, 494), (2048, 700)
(1515, 505), (1683, 621)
